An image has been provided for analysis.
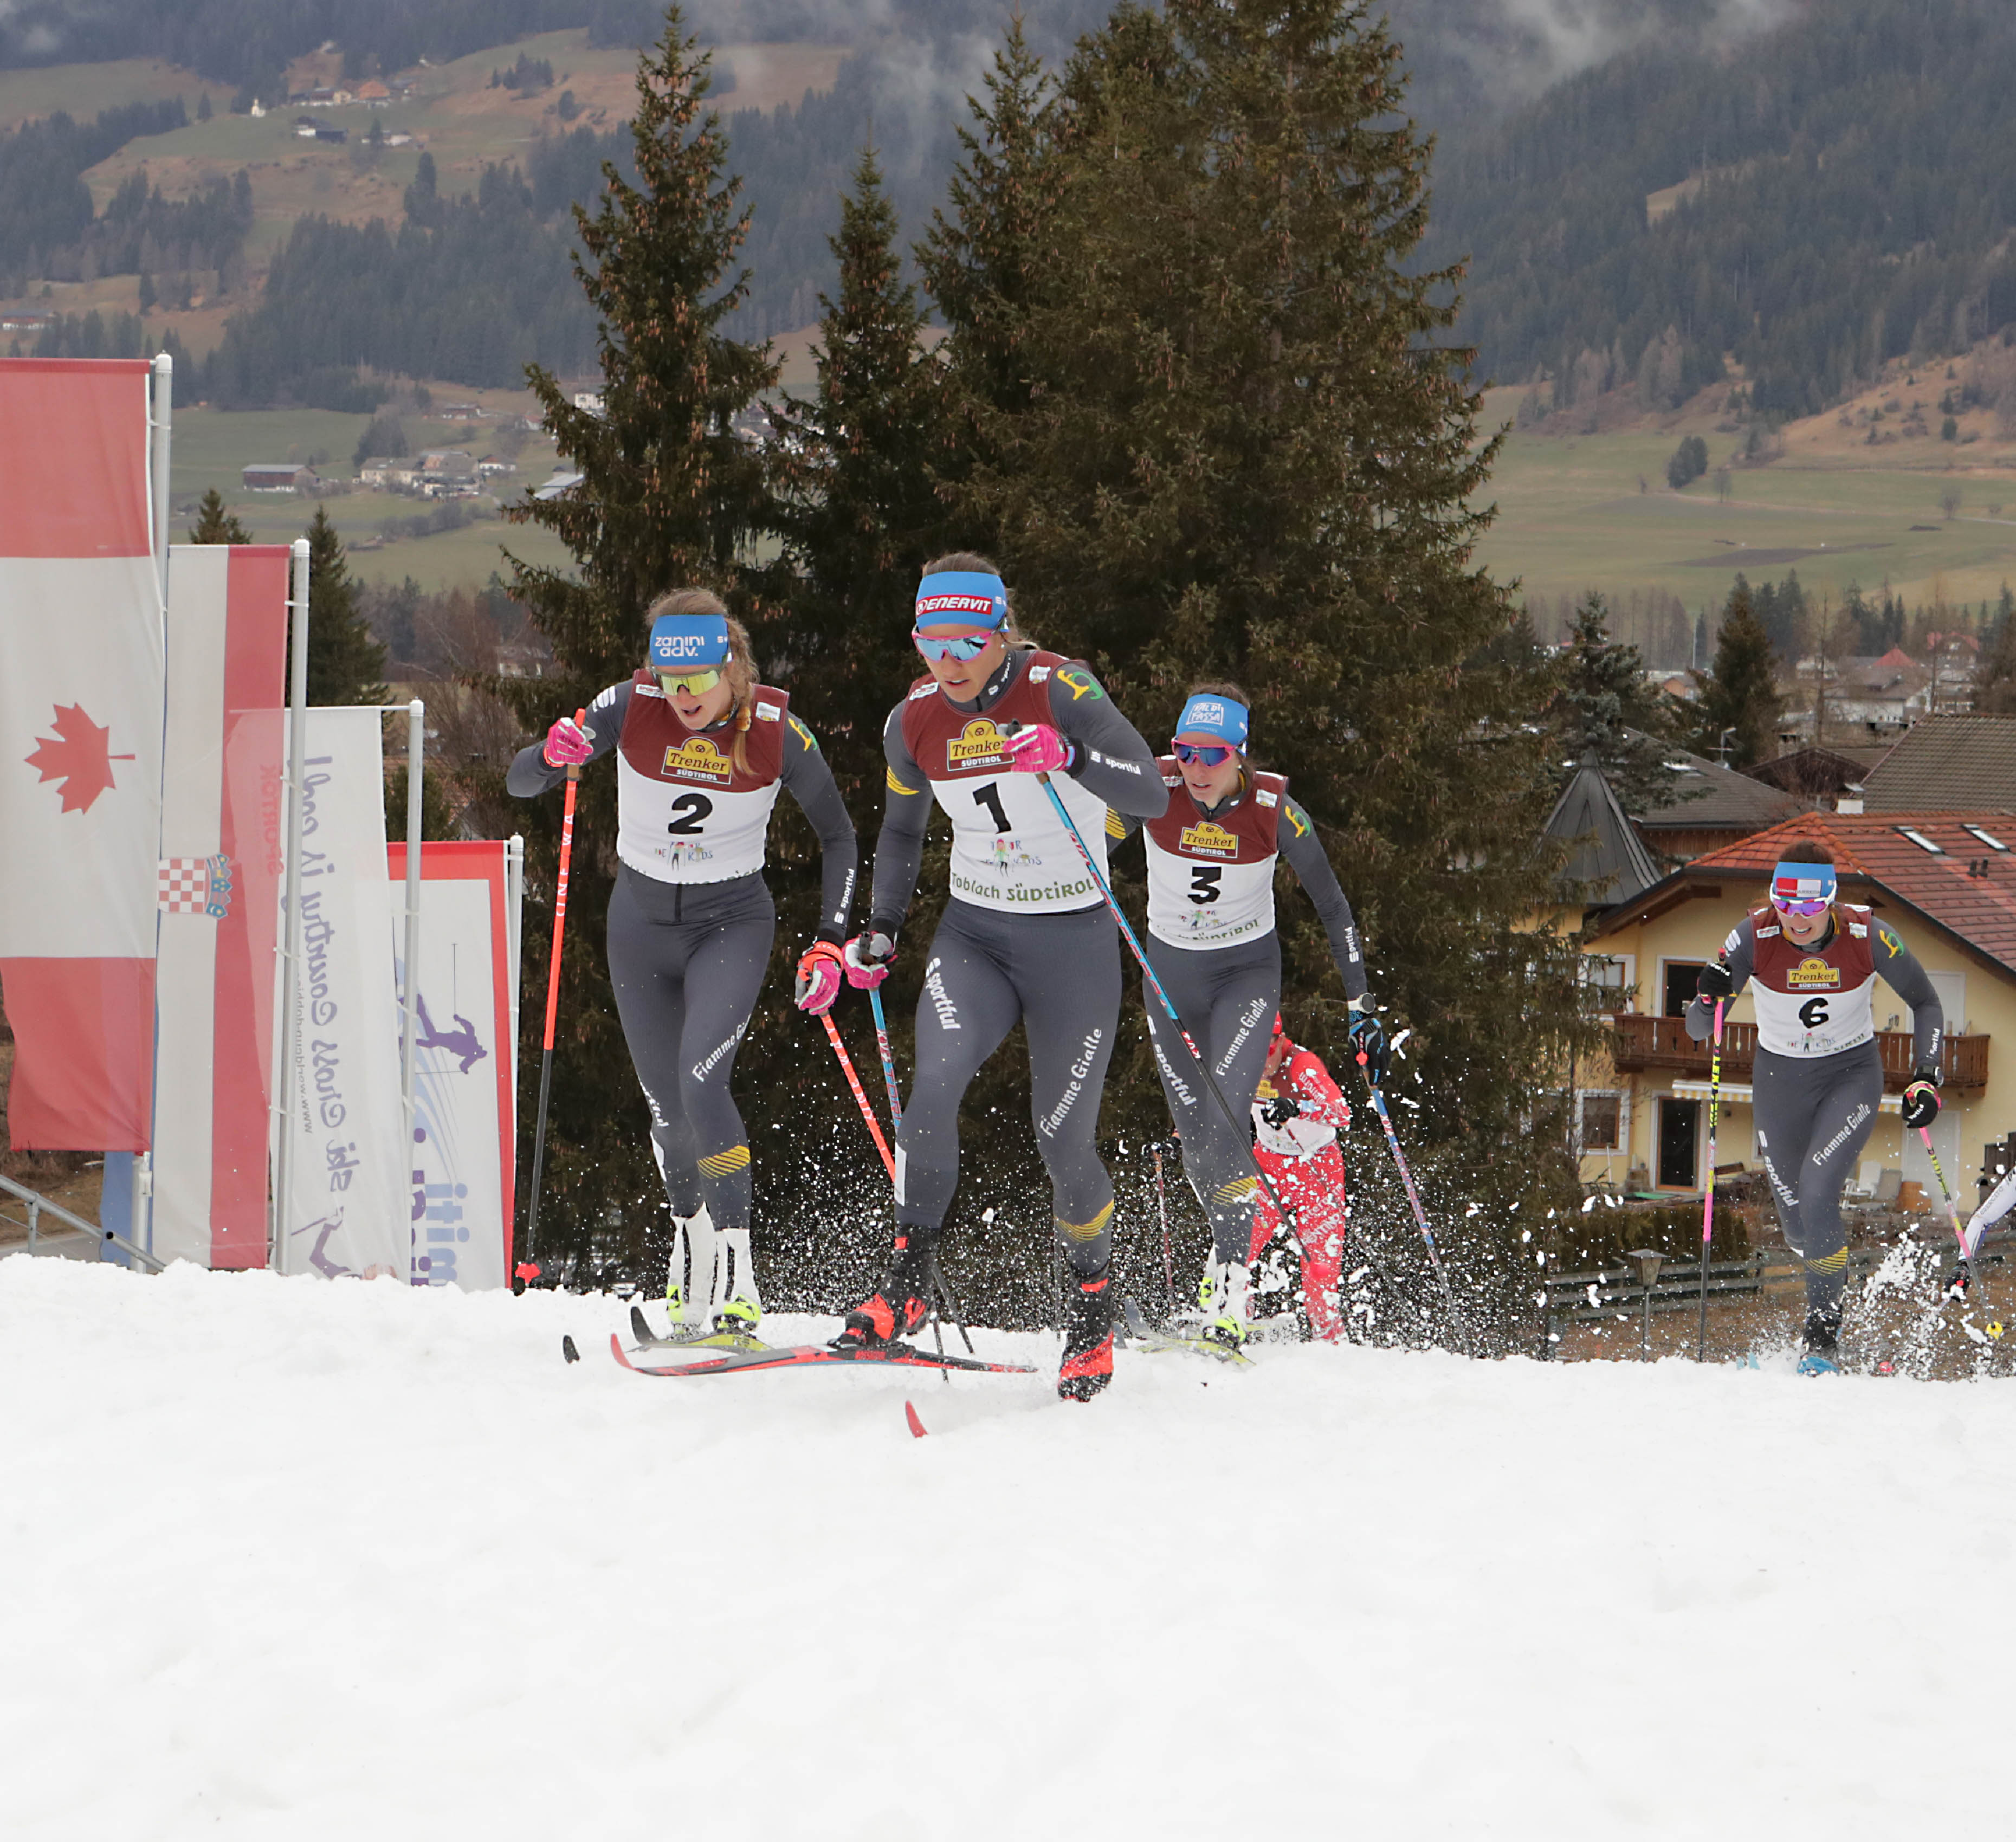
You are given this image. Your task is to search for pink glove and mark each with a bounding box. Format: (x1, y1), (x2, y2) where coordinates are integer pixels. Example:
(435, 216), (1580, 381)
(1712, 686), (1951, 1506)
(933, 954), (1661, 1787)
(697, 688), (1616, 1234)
(542, 715), (592, 767)
(1002, 722), (1074, 775)
(794, 941), (844, 1016)
(844, 932), (896, 990)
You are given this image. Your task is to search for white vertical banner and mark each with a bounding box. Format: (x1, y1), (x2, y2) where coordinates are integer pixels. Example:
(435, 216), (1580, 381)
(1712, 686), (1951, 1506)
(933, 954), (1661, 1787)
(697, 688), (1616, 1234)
(387, 841), (518, 1291)
(273, 707), (406, 1278)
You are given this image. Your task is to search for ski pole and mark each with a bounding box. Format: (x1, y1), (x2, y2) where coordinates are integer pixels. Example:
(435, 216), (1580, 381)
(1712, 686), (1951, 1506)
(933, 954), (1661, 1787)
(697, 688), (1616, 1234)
(1697, 997), (1724, 1361)
(521, 707), (586, 1293)
(1916, 1120), (1974, 1295)
(867, 985), (903, 1129)
(1151, 1142), (1174, 1313)
(1359, 1076), (1456, 1312)
(822, 1012), (895, 1182)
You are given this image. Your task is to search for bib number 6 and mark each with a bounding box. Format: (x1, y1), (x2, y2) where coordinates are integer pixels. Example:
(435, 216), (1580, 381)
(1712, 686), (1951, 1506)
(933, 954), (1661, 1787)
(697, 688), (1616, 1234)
(1798, 996), (1830, 1030)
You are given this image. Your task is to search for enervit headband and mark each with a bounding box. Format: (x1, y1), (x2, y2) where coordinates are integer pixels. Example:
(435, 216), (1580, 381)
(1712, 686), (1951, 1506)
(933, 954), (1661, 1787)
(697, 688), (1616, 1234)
(914, 571), (1009, 632)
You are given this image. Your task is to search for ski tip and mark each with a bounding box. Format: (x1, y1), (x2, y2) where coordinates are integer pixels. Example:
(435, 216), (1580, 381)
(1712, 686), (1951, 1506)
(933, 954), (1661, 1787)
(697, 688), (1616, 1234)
(629, 1303), (654, 1345)
(562, 1334), (580, 1365)
(904, 1399), (928, 1439)
(608, 1330), (637, 1372)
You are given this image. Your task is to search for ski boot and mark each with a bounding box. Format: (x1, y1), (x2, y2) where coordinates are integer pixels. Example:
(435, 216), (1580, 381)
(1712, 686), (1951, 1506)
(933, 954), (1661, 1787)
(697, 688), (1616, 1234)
(666, 1207), (718, 1329)
(1198, 1255), (1251, 1352)
(834, 1232), (935, 1350)
(1059, 1266), (1115, 1402)
(1798, 1304), (1842, 1376)
(709, 1227), (762, 1343)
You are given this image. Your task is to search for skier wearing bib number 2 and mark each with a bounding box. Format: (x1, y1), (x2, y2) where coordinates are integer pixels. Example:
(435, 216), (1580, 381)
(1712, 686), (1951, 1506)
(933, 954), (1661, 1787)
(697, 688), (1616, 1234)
(1685, 839), (1943, 1374)
(835, 554), (1167, 1400)
(1119, 684), (1376, 1348)
(508, 591), (857, 1339)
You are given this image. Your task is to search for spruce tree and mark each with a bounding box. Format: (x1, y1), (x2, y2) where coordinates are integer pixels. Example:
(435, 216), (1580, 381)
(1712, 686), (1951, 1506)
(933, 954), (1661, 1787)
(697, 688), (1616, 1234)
(1974, 582), (2016, 714)
(494, 5), (781, 1276)
(770, 144), (948, 811)
(301, 505), (388, 706)
(1557, 591), (1687, 813)
(938, 0), (1590, 1253)
(1690, 579), (1785, 767)
(916, 15), (1064, 539)
(188, 487), (250, 545)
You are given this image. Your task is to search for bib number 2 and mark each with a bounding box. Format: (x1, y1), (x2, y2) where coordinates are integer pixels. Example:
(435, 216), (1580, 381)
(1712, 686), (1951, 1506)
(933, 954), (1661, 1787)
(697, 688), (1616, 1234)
(666, 793), (714, 836)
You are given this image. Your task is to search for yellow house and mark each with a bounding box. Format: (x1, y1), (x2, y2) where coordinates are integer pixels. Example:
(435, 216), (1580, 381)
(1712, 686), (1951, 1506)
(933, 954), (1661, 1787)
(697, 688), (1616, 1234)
(1578, 811), (2016, 1211)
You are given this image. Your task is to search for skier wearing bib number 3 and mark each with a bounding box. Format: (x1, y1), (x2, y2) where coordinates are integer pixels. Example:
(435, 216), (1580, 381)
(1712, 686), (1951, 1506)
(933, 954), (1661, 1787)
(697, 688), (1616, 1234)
(1117, 684), (1377, 1348)
(835, 554), (1167, 1400)
(507, 591), (857, 1339)
(1685, 839), (1943, 1374)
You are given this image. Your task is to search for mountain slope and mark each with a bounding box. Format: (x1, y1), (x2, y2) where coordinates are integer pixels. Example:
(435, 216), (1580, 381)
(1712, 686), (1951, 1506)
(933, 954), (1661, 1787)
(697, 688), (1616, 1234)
(1424, 0), (2016, 415)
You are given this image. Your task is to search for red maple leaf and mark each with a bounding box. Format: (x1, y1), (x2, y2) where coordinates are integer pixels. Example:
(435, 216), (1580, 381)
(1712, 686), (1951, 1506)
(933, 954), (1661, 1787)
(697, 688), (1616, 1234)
(24, 703), (137, 815)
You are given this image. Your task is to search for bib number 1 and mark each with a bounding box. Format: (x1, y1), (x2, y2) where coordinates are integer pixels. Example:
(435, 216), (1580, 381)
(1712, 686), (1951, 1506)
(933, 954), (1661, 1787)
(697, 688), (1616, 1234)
(972, 784), (1011, 835)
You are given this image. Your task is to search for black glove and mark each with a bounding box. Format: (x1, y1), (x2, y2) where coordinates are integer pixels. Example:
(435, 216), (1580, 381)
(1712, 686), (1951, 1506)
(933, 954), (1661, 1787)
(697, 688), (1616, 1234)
(1694, 958), (1733, 1004)
(1944, 1260), (1973, 1302)
(1902, 1070), (1941, 1131)
(1347, 1005), (1387, 1086)
(1259, 1093), (1300, 1128)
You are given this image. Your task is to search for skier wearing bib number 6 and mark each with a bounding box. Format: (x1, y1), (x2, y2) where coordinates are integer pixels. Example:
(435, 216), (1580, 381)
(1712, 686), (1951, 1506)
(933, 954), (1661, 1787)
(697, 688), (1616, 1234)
(1685, 839), (1943, 1374)
(507, 591), (857, 1339)
(1117, 684), (1376, 1348)
(835, 554), (1167, 1400)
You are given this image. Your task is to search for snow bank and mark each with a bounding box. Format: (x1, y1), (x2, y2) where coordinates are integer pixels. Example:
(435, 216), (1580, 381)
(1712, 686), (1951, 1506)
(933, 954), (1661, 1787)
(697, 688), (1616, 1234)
(3, 1256), (2007, 1838)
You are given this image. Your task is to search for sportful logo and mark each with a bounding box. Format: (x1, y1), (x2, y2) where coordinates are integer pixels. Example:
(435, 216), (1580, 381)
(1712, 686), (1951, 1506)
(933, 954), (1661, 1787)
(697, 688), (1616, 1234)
(1787, 955), (1841, 988)
(660, 735), (734, 785)
(947, 718), (1011, 769)
(1179, 820), (1240, 859)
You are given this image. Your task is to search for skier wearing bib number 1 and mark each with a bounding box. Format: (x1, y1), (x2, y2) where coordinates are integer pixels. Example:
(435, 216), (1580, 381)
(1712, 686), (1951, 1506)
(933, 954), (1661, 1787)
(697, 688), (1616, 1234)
(1118, 684), (1378, 1348)
(835, 554), (1167, 1400)
(1685, 839), (1943, 1374)
(507, 591), (857, 1339)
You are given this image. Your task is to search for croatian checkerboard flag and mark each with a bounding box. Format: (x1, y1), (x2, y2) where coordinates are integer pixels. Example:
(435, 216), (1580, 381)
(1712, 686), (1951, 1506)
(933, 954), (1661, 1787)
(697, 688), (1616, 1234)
(0, 360), (163, 1149)
(150, 545), (289, 1266)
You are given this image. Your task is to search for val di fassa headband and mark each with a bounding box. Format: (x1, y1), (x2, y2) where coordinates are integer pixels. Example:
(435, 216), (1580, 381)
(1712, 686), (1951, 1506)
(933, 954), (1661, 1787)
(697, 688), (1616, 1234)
(1173, 693), (1250, 750)
(914, 571), (1009, 631)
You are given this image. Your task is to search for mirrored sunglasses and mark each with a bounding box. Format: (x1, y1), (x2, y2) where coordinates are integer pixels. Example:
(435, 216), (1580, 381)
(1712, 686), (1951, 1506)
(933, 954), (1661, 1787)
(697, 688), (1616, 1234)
(913, 629), (994, 662)
(1173, 741), (1233, 766)
(655, 665), (722, 696)
(1770, 894), (1831, 918)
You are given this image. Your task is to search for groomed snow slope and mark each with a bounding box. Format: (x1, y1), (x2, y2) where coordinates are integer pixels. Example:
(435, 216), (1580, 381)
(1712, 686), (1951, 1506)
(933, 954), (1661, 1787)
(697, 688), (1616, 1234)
(5, 1257), (2010, 1839)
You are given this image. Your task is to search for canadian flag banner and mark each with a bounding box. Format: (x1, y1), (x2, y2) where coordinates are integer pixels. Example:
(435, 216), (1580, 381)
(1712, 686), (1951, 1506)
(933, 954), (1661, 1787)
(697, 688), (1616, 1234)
(0, 359), (162, 1149)
(150, 545), (289, 1269)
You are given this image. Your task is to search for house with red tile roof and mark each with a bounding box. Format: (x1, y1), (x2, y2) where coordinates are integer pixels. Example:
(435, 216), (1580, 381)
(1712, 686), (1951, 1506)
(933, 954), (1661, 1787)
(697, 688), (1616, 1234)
(1571, 811), (2016, 1217)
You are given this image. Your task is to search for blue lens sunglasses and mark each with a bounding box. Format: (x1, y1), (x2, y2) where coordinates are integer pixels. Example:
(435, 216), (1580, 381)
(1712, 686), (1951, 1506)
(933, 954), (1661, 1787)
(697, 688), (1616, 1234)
(1173, 741), (1234, 766)
(913, 629), (995, 662)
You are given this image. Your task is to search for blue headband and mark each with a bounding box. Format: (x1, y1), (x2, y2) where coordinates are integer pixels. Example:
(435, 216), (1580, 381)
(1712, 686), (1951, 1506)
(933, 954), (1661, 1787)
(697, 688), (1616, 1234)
(649, 612), (731, 669)
(1771, 861), (1837, 905)
(1173, 693), (1250, 750)
(914, 571), (1009, 632)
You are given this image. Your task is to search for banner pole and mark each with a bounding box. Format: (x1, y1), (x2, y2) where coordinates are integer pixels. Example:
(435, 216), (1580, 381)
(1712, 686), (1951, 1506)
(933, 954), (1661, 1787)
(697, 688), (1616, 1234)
(400, 697), (424, 1212)
(272, 536), (311, 1275)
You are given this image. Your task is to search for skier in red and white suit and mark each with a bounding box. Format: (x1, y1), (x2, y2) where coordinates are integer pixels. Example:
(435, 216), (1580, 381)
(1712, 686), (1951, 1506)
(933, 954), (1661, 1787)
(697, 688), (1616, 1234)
(1250, 1018), (1353, 1341)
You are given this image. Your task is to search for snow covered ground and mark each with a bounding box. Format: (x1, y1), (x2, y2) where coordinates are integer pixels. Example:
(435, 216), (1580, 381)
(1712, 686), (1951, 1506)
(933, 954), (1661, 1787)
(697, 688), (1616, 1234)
(5, 1256), (2011, 1839)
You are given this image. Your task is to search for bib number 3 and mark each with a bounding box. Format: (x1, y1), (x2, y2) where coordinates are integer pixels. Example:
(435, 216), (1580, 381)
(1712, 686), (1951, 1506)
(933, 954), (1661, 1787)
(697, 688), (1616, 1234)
(1188, 865), (1223, 907)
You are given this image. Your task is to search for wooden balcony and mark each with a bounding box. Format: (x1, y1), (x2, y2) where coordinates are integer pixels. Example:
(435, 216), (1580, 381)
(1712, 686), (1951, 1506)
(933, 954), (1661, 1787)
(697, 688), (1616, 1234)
(1607, 1012), (1988, 1091)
